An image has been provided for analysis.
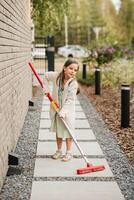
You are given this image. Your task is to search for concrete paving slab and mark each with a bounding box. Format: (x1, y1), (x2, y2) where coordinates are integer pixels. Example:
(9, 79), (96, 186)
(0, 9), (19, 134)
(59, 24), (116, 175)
(39, 129), (96, 141)
(40, 111), (87, 119)
(75, 100), (80, 105)
(36, 141), (103, 156)
(43, 96), (48, 101)
(30, 181), (125, 200)
(34, 158), (113, 177)
(42, 106), (50, 112)
(42, 102), (50, 106)
(40, 112), (50, 119)
(75, 129), (96, 140)
(75, 119), (90, 128)
(39, 129), (56, 140)
(75, 105), (83, 111)
(44, 98), (80, 105)
(42, 98), (80, 105)
(39, 119), (90, 129)
(42, 104), (82, 111)
(40, 119), (51, 128)
(42, 98), (50, 104)
(75, 112), (86, 119)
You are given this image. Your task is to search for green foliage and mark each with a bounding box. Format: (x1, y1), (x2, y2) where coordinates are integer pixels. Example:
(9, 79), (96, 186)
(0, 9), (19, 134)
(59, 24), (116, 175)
(32, 0), (134, 48)
(117, 0), (134, 43)
(96, 46), (116, 65)
(32, 0), (69, 36)
(102, 59), (134, 87)
(83, 45), (118, 66)
(76, 72), (95, 86)
(83, 44), (134, 67)
(89, 0), (105, 28)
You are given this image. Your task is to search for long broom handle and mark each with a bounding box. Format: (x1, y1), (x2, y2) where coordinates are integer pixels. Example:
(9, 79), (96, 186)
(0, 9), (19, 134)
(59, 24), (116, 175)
(61, 118), (89, 164)
(28, 62), (89, 165)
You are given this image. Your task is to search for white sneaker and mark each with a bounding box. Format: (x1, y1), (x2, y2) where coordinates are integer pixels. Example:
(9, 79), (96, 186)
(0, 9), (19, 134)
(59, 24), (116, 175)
(62, 152), (72, 162)
(52, 150), (62, 160)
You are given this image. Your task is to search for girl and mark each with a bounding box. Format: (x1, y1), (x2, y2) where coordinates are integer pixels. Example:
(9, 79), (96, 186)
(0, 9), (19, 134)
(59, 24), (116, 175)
(43, 59), (79, 161)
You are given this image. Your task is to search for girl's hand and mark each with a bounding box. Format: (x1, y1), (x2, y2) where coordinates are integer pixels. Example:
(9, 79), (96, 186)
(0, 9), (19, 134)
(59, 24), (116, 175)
(58, 113), (64, 119)
(44, 92), (49, 96)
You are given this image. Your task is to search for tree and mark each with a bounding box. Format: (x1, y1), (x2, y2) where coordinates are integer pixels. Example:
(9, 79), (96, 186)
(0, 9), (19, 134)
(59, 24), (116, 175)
(32, 0), (69, 37)
(117, 0), (134, 44)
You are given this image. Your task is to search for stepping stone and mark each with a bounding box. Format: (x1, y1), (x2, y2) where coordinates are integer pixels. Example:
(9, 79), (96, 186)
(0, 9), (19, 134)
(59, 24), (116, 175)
(75, 129), (96, 140)
(41, 106), (85, 112)
(75, 106), (83, 112)
(40, 112), (50, 119)
(42, 106), (50, 112)
(75, 119), (90, 128)
(39, 119), (90, 129)
(42, 102), (50, 106)
(39, 129), (96, 141)
(43, 97), (48, 101)
(42, 100), (80, 105)
(30, 181), (125, 200)
(75, 101), (80, 105)
(39, 129), (56, 140)
(40, 111), (87, 119)
(42, 98), (50, 104)
(40, 119), (51, 128)
(36, 141), (103, 156)
(75, 112), (86, 119)
(34, 158), (113, 177)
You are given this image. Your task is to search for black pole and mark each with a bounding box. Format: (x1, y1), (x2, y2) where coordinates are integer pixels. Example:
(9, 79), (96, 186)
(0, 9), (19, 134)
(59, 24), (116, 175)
(44, 37), (47, 72)
(95, 67), (101, 95)
(82, 63), (86, 79)
(47, 36), (55, 71)
(121, 84), (130, 128)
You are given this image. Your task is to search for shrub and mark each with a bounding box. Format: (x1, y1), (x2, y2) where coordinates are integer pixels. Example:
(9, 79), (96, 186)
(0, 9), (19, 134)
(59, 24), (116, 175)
(102, 59), (134, 88)
(83, 45), (117, 66)
(76, 72), (95, 86)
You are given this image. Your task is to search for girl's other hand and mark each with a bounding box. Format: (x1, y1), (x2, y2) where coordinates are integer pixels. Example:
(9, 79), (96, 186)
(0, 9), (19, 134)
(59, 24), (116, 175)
(44, 92), (49, 96)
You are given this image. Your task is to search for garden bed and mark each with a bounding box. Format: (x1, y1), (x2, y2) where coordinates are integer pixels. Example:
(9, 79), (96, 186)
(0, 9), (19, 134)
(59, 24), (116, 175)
(80, 84), (134, 167)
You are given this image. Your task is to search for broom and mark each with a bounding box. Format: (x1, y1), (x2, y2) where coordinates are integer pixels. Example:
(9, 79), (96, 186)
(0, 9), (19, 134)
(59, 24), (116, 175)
(28, 62), (105, 174)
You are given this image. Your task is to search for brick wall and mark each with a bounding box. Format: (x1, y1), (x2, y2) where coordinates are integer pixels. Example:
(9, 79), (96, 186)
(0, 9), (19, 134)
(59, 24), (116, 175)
(0, 0), (32, 189)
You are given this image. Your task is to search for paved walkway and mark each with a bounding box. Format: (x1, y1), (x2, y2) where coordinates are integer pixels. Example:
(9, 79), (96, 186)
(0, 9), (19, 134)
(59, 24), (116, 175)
(30, 85), (125, 200)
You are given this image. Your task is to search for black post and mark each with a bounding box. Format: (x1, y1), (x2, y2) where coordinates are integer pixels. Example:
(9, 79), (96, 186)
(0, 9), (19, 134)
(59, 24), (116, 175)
(44, 37), (47, 72)
(121, 84), (130, 128)
(95, 67), (101, 95)
(8, 153), (19, 165)
(47, 36), (55, 71)
(82, 63), (86, 79)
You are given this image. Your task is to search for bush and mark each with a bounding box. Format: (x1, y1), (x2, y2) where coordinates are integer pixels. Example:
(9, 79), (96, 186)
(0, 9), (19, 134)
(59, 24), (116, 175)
(102, 59), (134, 88)
(83, 44), (134, 67)
(76, 72), (95, 86)
(122, 48), (134, 60)
(83, 45), (117, 66)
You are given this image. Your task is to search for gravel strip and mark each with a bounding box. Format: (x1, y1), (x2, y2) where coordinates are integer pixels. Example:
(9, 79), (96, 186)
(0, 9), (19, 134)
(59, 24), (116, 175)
(0, 88), (43, 200)
(34, 177), (115, 182)
(78, 94), (134, 200)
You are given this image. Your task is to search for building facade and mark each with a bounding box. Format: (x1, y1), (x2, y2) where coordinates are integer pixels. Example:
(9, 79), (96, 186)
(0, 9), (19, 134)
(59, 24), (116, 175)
(0, 0), (32, 190)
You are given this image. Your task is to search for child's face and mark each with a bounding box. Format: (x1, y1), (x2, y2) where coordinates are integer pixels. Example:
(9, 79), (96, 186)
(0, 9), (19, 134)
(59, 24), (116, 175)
(64, 63), (78, 80)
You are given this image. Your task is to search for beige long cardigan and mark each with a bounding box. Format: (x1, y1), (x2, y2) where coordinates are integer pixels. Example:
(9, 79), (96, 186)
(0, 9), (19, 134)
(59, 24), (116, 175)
(43, 71), (78, 133)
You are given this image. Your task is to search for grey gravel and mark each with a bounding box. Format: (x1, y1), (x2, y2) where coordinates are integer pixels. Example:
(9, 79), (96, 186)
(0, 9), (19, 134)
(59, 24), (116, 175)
(0, 89), (134, 200)
(78, 94), (134, 200)
(0, 88), (43, 200)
